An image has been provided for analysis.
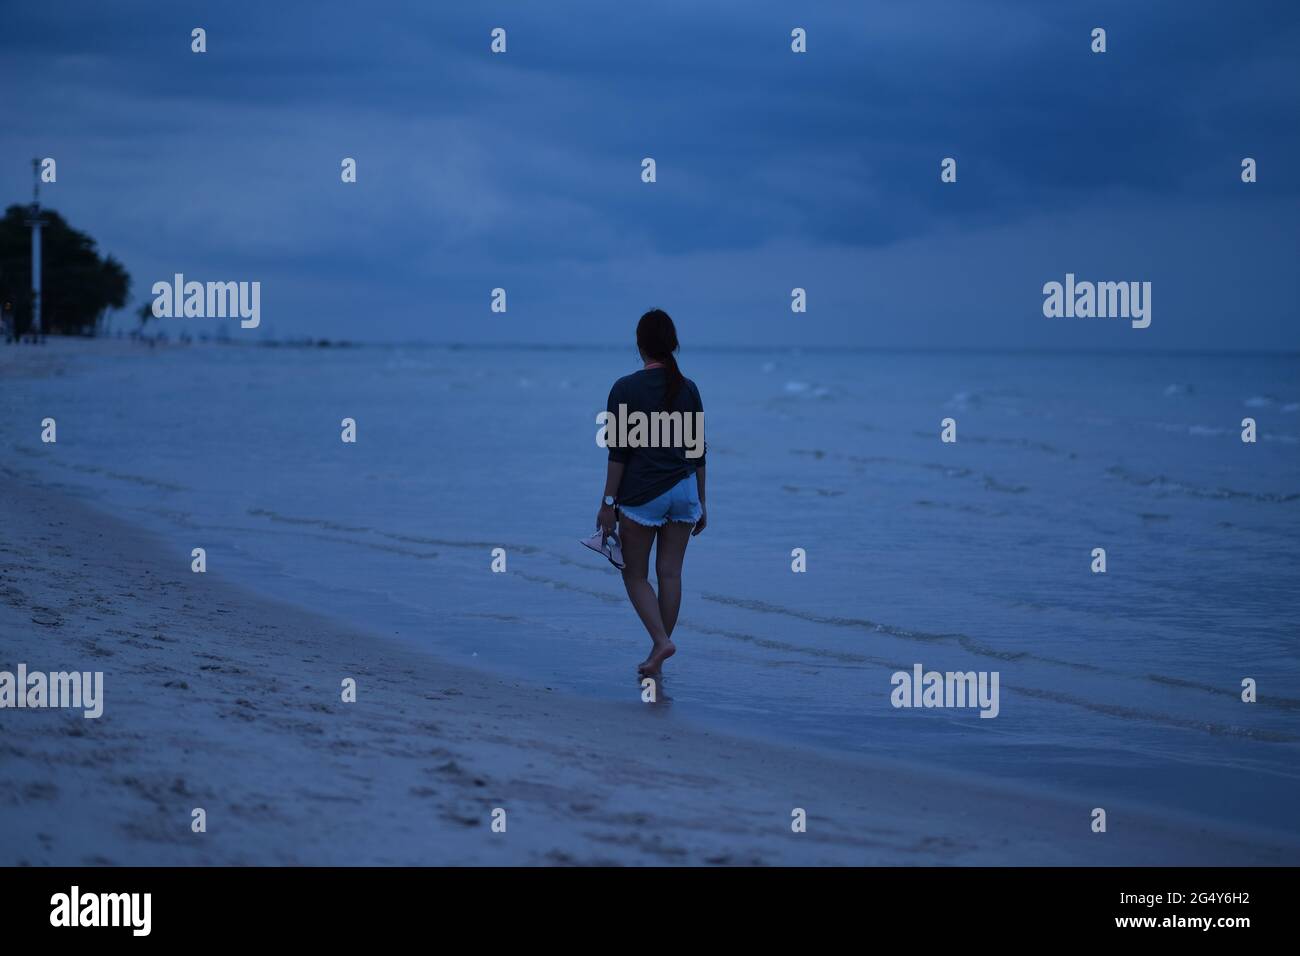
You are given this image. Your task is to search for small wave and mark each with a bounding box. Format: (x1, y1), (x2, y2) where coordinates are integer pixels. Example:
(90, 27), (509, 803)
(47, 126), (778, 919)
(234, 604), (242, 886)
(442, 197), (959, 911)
(1154, 422), (1227, 437)
(377, 530), (539, 553)
(1013, 686), (1299, 743)
(782, 485), (845, 497)
(983, 477), (1029, 494)
(688, 622), (889, 667)
(793, 449), (1028, 494)
(945, 388), (1022, 410)
(197, 519), (439, 559)
(1105, 466), (1300, 504)
(513, 571), (622, 604)
(246, 508), (538, 552)
(1245, 395), (1278, 408)
(12, 447), (190, 492)
(248, 508), (370, 533)
(685, 620), (1299, 742)
(383, 355), (442, 372)
(911, 431), (1072, 458)
(1148, 674), (1300, 712)
(915, 499), (1007, 517)
(781, 381), (832, 399)
(699, 592), (1091, 672)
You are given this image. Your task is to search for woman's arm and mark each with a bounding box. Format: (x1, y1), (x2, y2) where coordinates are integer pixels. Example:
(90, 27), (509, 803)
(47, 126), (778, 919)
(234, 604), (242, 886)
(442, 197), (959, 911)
(597, 460), (624, 533)
(692, 464), (707, 536)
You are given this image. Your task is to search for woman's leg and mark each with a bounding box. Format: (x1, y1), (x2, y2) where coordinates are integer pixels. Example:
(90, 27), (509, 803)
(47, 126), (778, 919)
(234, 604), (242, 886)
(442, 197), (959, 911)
(618, 516), (668, 639)
(617, 516), (675, 674)
(654, 520), (692, 639)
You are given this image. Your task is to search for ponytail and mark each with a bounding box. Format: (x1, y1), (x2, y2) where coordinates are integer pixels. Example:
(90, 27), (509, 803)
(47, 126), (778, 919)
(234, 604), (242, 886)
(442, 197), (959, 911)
(662, 351), (685, 408)
(636, 309), (685, 408)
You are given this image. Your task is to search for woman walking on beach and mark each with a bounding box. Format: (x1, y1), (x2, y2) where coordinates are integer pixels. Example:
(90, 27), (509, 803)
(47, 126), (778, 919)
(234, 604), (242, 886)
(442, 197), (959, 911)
(596, 309), (707, 677)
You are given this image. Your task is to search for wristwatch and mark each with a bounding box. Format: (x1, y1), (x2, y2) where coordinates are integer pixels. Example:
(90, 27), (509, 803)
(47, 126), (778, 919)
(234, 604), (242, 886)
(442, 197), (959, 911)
(603, 495), (616, 507)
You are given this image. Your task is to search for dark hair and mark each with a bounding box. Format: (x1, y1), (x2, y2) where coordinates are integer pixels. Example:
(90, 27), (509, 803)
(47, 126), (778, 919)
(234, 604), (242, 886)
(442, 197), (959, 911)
(636, 308), (685, 407)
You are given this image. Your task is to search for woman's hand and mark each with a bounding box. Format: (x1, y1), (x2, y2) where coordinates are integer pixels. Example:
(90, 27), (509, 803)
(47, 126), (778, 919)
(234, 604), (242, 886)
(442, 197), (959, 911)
(692, 503), (707, 536)
(597, 503), (617, 535)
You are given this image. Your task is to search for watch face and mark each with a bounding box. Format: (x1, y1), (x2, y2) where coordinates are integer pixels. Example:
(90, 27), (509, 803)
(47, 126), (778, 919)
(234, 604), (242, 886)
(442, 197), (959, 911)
(604, 496), (615, 506)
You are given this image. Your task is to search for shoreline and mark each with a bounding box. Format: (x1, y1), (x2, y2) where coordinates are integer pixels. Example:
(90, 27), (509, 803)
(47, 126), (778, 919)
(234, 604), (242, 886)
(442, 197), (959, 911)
(2, 475), (1296, 865)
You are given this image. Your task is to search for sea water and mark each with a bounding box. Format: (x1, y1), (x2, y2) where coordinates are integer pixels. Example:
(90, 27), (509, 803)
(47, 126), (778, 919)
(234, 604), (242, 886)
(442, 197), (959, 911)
(3, 342), (1297, 836)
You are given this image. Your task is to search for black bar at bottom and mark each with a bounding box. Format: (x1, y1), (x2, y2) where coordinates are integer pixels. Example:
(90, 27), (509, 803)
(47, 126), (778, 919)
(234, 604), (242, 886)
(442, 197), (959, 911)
(0, 866), (1285, 941)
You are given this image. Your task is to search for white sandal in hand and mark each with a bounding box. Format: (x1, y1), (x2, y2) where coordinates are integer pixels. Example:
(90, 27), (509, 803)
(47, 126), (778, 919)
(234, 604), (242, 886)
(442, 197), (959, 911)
(579, 526), (626, 570)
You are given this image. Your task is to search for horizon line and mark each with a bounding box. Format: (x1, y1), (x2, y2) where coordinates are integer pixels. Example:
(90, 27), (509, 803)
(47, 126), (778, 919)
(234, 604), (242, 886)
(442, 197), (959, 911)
(30, 334), (1300, 358)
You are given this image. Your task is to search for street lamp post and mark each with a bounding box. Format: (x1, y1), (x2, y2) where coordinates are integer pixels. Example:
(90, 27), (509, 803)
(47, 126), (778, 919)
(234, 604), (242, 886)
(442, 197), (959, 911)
(25, 158), (42, 340)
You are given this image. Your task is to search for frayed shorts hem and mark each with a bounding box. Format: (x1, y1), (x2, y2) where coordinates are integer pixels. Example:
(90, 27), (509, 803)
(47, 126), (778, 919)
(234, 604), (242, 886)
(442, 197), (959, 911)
(619, 510), (699, 529)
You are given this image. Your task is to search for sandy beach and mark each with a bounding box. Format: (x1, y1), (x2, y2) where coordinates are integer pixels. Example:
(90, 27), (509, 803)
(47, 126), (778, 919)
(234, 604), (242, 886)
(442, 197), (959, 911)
(1, 468), (1294, 866)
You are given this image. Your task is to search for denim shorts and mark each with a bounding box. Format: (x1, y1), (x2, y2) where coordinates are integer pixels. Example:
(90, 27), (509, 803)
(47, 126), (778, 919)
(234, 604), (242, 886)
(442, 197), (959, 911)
(619, 474), (701, 528)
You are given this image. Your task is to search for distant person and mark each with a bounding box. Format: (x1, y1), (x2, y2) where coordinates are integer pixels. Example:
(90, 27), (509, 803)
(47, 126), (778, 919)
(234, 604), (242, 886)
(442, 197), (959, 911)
(596, 309), (707, 677)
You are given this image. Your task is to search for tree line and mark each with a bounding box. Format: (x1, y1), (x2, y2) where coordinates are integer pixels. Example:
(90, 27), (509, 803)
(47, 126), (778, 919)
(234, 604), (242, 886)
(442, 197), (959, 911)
(0, 204), (130, 338)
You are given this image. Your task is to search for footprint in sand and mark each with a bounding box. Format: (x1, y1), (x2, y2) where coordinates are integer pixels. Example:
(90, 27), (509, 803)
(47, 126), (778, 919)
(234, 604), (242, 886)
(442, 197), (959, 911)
(23, 781), (59, 801)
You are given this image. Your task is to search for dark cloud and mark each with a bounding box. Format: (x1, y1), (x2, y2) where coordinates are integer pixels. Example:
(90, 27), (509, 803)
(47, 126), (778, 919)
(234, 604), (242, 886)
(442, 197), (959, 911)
(3, 0), (1297, 347)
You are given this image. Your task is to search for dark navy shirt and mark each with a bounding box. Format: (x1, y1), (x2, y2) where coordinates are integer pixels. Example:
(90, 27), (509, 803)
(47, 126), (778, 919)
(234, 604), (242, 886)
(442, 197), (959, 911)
(605, 367), (706, 506)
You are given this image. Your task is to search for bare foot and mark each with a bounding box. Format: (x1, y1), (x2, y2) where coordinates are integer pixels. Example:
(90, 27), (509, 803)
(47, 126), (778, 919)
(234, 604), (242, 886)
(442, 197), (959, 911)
(637, 640), (675, 676)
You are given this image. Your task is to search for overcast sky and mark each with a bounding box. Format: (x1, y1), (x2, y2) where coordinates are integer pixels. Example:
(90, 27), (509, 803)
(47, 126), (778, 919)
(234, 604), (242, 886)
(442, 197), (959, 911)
(3, 0), (1297, 349)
